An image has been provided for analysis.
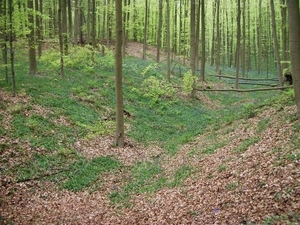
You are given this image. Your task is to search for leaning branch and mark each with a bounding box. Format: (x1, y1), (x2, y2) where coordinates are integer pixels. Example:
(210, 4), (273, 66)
(207, 74), (278, 81)
(194, 86), (292, 92)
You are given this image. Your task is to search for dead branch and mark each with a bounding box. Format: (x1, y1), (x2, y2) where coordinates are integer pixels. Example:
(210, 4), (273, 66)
(194, 86), (293, 92)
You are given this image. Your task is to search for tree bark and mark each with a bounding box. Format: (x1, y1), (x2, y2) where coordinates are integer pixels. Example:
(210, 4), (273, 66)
(0, 0), (8, 83)
(270, 0), (283, 86)
(190, 0), (196, 97)
(115, 0), (125, 147)
(142, 0), (148, 60)
(166, 0), (171, 82)
(287, 0), (300, 117)
(200, 0), (205, 81)
(156, 0), (163, 63)
(58, 0), (65, 78)
(235, 0), (241, 89)
(9, 0), (16, 96)
(27, 0), (37, 75)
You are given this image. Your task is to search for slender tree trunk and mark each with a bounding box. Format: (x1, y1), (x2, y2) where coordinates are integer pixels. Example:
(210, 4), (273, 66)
(67, 0), (73, 43)
(241, 0), (246, 78)
(270, 0), (282, 86)
(281, 0), (288, 71)
(87, 0), (91, 44)
(190, 0), (196, 97)
(74, 0), (79, 44)
(9, 0), (16, 96)
(200, 0), (205, 81)
(36, 0), (43, 57)
(215, 0), (221, 74)
(156, 0), (163, 63)
(91, 0), (96, 47)
(166, 0), (171, 82)
(195, 0), (201, 70)
(58, 0), (65, 78)
(122, 0), (128, 58)
(235, 0), (241, 89)
(115, 0), (124, 147)
(62, 0), (68, 54)
(106, 0), (111, 47)
(142, 0), (148, 60)
(28, 0), (37, 75)
(1, 0), (8, 83)
(210, 1), (216, 66)
(287, 0), (300, 117)
(257, 0), (262, 74)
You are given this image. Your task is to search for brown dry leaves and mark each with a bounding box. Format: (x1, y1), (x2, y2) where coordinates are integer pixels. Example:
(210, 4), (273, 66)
(1, 90), (300, 224)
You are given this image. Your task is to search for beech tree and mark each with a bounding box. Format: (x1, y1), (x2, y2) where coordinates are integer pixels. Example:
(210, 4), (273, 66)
(287, 0), (300, 117)
(270, 0), (282, 86)
(28, 0), (37, 74)
(115, 0), (124, 147)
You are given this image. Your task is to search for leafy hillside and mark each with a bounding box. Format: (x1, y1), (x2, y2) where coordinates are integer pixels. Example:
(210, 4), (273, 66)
(0, 44), (299, 224)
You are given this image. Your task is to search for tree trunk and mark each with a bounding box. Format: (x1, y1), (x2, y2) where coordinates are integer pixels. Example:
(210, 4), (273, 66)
(235, 0), (241, 89)
(270, 0), (283, 86)
(142, 0), (148, 60)
(166, 0), (171, 82)
(67, 0), (73, 43)
(62, 0), (68, 54)
(210, 1), (216, 66)
(281, 0), (289, 71)
(91, 0), (96, 47)
(241, 0), (246, 78)
(74, 0), (79, 44)
(287, 0), (300, 117)
(156, 0), (163, 63)
(257, 0), (262, 74)
(115, 0), (124, 147)
(58, 0), (65, 78)
(215, 0), (221, 74)
(200, 0), (205, 81)
(9, 0), (16, 96)
(190, 0), (196, 97)
(27, 0), (37, 75)
(0, 0), (8, 83)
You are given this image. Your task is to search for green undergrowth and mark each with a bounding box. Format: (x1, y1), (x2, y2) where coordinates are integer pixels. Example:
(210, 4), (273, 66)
(0, 45), (294, 197)
(109, 161), (195, 207)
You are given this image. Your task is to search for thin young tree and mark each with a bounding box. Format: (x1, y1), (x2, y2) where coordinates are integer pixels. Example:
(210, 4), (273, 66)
(287, 0), (300, 117)
(281, 0), (288, 71)
(166, 0), (171, 82)
(270, 0), (282, 86)
(9, 0), (16, 96)
(0, 0), (9, 83)
(115, 0), (124, 147)
(235, 0), (241, 89)
(215, 0), (221, 74)
(200, 0), (205, 81)
(27, 0), (37, 74)
(257, 0), (262, 74)
(156, 0), (163, 63)
(190, 0), (197, 97)
(58, 0), (65, 77)
(142, 0), (148, 60)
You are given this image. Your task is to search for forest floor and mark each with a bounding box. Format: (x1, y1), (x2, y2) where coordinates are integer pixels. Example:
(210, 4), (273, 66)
(0, 42), (300, 224)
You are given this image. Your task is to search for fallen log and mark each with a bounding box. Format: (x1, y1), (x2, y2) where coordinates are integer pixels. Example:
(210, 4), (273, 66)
(194, 86), (293, 92)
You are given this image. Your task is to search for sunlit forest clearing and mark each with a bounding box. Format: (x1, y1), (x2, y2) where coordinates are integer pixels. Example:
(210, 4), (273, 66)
(1, 0), (300, 224)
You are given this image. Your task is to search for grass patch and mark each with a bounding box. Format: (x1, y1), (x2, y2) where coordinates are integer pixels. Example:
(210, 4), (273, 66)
(109, 161), (166, 205)
(62, 156), (123, 192)
(257, 118), (270, 133)
(263, 212), (300, 225)
(11, 114), (81, 150)
(168, 165), (194, 187)
(234, 137), (260, 153)
(218, 163), (227, 173)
